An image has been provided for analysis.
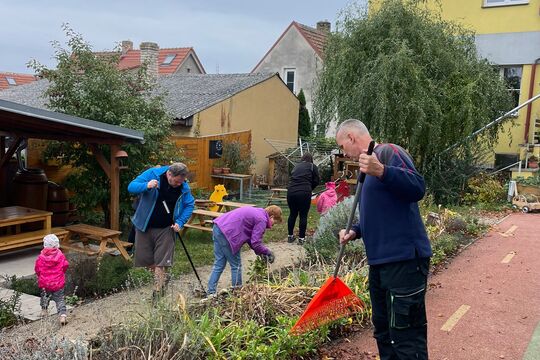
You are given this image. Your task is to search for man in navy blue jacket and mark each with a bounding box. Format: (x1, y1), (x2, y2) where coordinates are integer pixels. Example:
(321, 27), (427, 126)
(337, 119), (432, 360)
(128, 163), (195, 302)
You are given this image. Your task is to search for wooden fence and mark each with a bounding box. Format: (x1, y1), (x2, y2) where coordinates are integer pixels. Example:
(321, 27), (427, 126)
(21, 130), (251, 192)
(172, 130), (252, 190)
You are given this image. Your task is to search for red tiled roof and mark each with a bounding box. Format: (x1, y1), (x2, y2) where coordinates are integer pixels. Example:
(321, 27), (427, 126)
(116, 47), (204, 74)
(252, 21), (328, 72)
(0, 72), (38, 90)
(293, 22), (328, 57)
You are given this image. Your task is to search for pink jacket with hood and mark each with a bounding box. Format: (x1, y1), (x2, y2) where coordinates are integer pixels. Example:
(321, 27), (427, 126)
(35, 248), (69, 292)
(317, 181), (338, 214)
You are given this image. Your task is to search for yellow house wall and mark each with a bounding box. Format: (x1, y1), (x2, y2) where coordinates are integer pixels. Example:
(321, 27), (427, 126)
(370, 0), (540, 34)
(175, 76), (299, 176)
(425, 0), (540, 34)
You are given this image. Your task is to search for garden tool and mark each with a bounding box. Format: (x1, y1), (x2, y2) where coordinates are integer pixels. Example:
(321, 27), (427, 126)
(162, 201), (206, 294)
(290, 140), (375, 335)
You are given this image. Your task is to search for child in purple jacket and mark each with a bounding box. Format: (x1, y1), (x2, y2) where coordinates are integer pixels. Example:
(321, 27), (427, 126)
(207, 205), (282, 295)
(34, 234), (69, 325)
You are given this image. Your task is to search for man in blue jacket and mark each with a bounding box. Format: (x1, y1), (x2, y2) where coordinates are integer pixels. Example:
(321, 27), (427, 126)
(128, 162), (195, 302)
(337, 119), (432, 360)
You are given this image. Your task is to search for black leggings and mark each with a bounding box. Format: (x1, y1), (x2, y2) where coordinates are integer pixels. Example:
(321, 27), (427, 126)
(287, 192), (311, 238)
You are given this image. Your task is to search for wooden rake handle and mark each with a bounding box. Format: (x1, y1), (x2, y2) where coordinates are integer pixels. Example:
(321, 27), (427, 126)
(333, 140), (375, 278)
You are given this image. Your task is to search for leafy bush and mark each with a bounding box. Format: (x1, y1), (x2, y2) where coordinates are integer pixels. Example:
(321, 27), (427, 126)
(221, 140), (256, 174)
(89, 255), (132, 295)
(126, 267), (153, 287)
(306, 196), (365, 263)
(514, 174), (540, 187)
(8, 275), (40, 296)
(0, 291), (20, 329)
(66, 254), (132, 297)
(463, 173), (506, 206)
(65, 254), (98, 297)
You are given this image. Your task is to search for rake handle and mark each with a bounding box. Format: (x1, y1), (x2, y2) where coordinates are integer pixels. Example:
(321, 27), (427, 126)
(162, 201), (206, 293)
(333, 140), (375, 278)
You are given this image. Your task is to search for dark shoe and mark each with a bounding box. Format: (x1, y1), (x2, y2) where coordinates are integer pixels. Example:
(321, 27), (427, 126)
(297, 238), (305, 245)
(287, 235), (296, 243)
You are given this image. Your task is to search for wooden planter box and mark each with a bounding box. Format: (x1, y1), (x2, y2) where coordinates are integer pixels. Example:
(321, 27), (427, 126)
(517, 183), (540, 197)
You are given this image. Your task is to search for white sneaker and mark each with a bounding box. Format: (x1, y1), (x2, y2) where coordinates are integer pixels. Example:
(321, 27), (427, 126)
(199, 293), (217, 304)
(59, 314), (67, 325)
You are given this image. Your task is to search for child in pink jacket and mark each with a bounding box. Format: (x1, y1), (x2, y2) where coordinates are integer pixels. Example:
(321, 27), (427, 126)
(34, 234), (69, 325)
(316, 181), (338, 214)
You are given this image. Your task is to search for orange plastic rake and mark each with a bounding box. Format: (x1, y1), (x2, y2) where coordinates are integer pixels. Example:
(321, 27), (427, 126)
(290, 140), (375, 335)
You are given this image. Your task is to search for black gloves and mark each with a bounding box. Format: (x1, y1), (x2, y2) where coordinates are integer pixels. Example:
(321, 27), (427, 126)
(260, 251), (275, 264)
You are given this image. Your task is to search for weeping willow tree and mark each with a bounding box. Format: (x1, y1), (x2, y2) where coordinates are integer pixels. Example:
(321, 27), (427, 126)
(314, 0), (513, 203)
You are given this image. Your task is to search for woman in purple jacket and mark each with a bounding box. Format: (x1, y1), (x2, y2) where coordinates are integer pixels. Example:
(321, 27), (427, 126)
(207, 205), (282, 295)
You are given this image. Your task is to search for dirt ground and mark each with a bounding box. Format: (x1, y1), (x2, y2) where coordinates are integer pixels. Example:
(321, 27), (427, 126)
(0, 242), (305, 345)
(321, 212), (540, 360)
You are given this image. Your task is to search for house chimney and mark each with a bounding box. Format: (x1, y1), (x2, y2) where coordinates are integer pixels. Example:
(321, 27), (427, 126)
(316, 20), (331, 33)
(140, 42), (159, 80)
(121, 40), (133, 55)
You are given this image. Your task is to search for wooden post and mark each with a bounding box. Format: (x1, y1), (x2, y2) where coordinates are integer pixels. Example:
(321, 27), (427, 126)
(110, 144), (120, 230)
(0, 136), (5, 207)
(89, 143), (119, 230)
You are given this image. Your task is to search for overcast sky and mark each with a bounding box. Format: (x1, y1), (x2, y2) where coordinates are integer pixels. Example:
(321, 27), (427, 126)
(0, 0), (367, 75)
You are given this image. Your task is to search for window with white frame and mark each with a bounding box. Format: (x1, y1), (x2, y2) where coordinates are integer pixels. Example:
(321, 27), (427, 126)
(500, 66), (522, 114)
(283, 68), (296, 93)
(162, 54), (176, 65)
(484, 0), (529, 7)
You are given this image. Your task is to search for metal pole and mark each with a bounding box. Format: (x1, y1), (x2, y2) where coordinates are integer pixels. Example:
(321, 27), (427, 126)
(163, 201), (206, 293)
(333, 140), (375, 278)
(442, 92), (540, 154)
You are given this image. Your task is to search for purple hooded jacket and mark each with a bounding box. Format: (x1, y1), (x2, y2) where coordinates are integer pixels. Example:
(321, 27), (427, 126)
(213, 207), (272, 255)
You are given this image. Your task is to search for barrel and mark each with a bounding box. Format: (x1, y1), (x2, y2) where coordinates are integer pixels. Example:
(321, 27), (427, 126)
(12, 168), (48, 231)
(12, 168), (48, 210)
(47, 182), (70, 226)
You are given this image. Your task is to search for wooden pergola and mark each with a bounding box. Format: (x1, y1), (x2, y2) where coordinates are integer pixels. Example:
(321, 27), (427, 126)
(0, 99), (144, 230)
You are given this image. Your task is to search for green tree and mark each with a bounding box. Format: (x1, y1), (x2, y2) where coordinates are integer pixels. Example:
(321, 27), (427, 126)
(29, 25), (182, 226)
(314, 0), (512, 203)
(297, 89), (311, 138)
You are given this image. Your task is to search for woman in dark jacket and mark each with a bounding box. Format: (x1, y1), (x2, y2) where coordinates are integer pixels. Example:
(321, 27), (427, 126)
(287, 153), (320, 244)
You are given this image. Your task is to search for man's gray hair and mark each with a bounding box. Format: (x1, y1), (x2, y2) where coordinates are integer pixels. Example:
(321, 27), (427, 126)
(168, 162), (189, 176)
(337, 119), (370, 136)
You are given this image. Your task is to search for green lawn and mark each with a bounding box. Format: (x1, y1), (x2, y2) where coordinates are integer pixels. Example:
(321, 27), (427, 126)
(171, 204), (321, 277)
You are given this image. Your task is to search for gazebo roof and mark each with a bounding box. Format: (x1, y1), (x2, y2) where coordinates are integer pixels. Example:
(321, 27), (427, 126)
(0, 99), (144, 144)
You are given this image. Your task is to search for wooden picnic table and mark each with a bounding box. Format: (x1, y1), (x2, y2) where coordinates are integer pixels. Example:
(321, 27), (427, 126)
(266, 188), (288, 206)
(0, 206), (68, 252)
(216, 201), (256, 212)
(194, 199), (216, 209)
(63, 223), (131, 260)
(181, 208), (223, 236)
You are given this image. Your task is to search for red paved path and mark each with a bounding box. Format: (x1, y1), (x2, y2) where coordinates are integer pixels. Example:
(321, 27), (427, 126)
(324, 213), (540, 360)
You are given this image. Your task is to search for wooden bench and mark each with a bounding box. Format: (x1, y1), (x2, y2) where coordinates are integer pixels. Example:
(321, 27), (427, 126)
(181, 209), (223, 236)
(0, 227), (69, 252)
(216, 201), (256, 212)
(64, 224), (131, 260)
